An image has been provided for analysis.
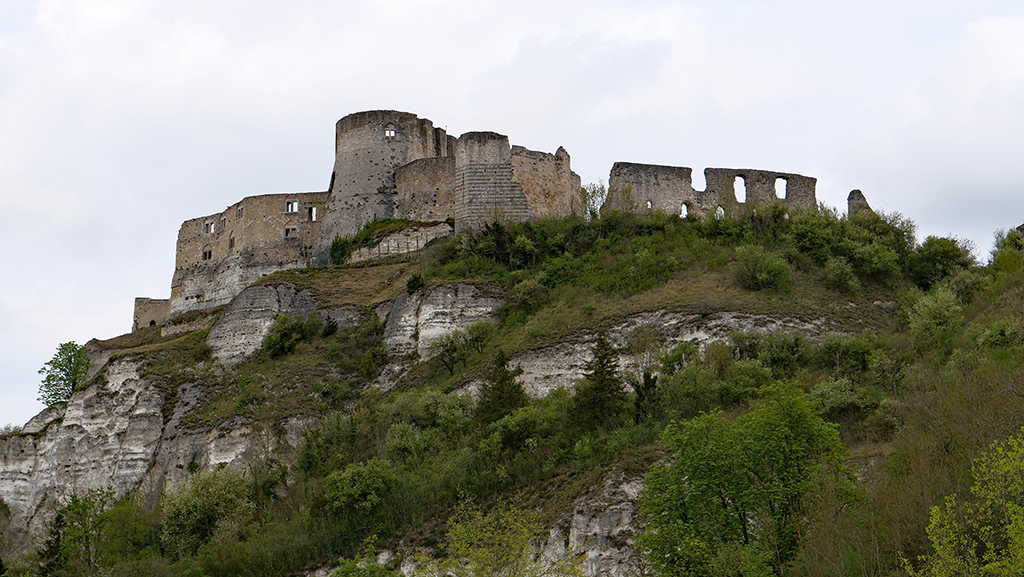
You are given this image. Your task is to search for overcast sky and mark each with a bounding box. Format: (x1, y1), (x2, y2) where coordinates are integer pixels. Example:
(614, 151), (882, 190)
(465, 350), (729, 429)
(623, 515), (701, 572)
(2, 0), (1024, 427)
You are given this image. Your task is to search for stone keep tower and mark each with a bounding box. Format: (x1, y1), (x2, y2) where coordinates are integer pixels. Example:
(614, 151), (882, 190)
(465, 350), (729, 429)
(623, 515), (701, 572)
(454, 132), (531, 234)
(315, 110), (453, 261)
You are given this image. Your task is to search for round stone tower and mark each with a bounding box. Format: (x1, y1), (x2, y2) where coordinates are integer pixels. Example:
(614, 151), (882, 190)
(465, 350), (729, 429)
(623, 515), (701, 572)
(315, 110), (448, 261)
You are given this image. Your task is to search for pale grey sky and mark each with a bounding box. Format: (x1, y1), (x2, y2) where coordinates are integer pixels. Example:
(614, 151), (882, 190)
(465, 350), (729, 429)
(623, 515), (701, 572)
(3, 0), (1024, 426)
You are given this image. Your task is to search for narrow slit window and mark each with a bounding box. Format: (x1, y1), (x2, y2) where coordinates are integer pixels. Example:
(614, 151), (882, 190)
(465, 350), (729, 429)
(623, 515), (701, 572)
(229, 235), (235, 249)
(308, 206), (317, 221)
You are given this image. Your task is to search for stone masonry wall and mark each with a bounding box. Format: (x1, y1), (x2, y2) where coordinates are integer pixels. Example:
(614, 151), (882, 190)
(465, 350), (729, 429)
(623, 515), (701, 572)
(511, 145), (583, 219)
(348, 222), (453, 263)
(132, 298), (170, 331)
(394, 156), (455, 222)
(454, 132), (532, 234)
(168, 191), (327, 317)
(606, 162), (816, 218)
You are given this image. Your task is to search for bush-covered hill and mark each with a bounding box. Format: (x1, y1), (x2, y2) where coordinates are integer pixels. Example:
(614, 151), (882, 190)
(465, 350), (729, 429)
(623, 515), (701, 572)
(6, 203), (1024, 577)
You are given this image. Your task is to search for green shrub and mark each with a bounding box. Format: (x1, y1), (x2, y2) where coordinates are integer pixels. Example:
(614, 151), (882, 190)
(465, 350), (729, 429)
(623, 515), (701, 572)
(734, 245), (792, 290)
(822, 256), (860, 292)
(262, 314), (320, 358)
(908, 288), (963, 355)
(406, 274), (424, 294)
(331, 236), (353, 265)
(160, 467), (255, 560)
(909, 236), (975, 290)
(324, 458), (398, 528)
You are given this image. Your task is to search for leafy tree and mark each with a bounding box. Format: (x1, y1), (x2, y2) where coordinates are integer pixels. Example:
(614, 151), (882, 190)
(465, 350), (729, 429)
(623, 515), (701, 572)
(640, 385), (850, 576)
(905, 426), (1024, 576)
(431, 500), (583, 577)
(160, 467), (255, 560)
(908, 288), (963, 355)
(909, 236), (974, 290)
(324, 458), (398, 530)
(38, 341), (91, 407)
(475, 350), (528, 425)
(573, 331), (628, 430)
(430, 330), (468, 375)
(38, 512), (66, 577)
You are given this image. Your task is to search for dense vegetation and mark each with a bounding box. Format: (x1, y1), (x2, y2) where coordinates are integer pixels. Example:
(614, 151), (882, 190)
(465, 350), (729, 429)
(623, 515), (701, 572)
(6, 201), (1024, 577)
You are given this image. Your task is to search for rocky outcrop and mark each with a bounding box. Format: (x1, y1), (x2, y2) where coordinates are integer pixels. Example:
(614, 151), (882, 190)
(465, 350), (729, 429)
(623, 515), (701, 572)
(207, 283), (363, 363)
(382, 284), (503, 357)
(545, 470), (646, 577)
(0, 360), (162, 551)
(0, 357), (312, 552)
(514, 311), (831, 398)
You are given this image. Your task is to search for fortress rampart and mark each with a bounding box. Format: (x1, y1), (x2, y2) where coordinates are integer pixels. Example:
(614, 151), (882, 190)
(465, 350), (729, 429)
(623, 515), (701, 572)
(604, 162), (817, 217)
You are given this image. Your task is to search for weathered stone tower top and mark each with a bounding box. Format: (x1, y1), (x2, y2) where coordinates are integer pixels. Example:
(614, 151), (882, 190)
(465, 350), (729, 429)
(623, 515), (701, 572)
(315, 110), (455, 260)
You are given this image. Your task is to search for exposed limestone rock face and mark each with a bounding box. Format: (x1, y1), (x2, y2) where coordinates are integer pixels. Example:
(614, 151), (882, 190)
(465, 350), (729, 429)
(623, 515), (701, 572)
(545, 470), (646, 577)
(0, 360), (163, 551)
(382, 284), (503, 357)
(207, 283), (363, 363)
(514, 311), (832, 398)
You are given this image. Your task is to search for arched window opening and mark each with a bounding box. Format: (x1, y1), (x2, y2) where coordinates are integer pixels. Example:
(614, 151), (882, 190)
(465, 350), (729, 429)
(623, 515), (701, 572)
(201, 245), (213, 261)
(715, 206), (725, 220)
(284, 227), (299, 238)
(286, 201), (299, 213)
(646, 199), (653, 210)
(204, 221), (215, 234)
(733, 176), (745, 203)
(228, 235), (235, 249)
(774, 178), (787, 199)
(219, 218), (226, 232)
(680, 204), (689, 218)
(149, 320), (156, 327)
(236, 206), (244, 219)
(384, 123), (396, 138)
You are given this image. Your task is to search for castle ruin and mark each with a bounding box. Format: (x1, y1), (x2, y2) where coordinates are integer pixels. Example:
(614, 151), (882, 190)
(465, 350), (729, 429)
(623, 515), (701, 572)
(134, 110), (583, 329)
(134, 110), (827, 331)
(603, 162), (816, 218)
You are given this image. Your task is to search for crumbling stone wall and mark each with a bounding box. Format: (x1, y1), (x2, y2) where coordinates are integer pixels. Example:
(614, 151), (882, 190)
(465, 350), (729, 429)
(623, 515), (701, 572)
(605, 162), (817, 218)
(132, 298), (170, 331)
(348, 222), (454, 263)
(168, 191), (327, 317)
(848, 189), (873, 217)
(511, 146), (583, 219)
(454, 132), (532, 234)
(394, 156), (455, 222)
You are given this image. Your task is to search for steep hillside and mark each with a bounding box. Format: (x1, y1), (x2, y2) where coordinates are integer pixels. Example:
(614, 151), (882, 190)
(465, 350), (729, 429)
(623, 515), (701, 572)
(4, 206), (1017, 577)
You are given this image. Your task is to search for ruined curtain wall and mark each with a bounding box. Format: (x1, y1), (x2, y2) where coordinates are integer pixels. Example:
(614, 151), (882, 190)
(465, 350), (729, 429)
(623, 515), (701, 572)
(511, 146), (583, 219)
(394, 156), (455, 222)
